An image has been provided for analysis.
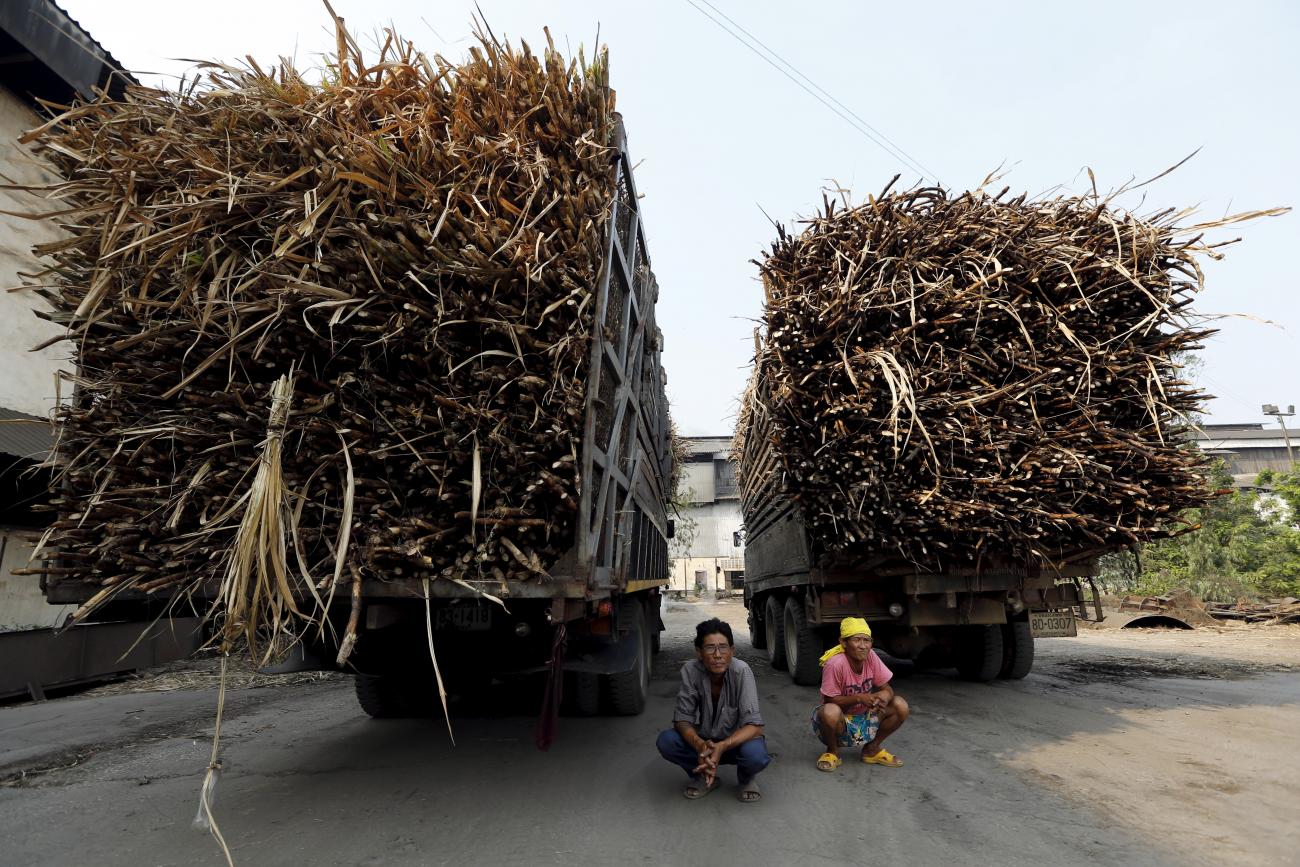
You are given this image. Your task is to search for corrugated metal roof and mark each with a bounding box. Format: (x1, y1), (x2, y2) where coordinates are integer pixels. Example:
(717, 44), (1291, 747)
(0, 406), (54, 462)
(48, 0), (132, 78)
(1196, 436), (1295, 450)
(685, 436), (732, 456)
(0, 0), (135, 107)
(1193, 427), (1292, 442)
(1201, 423), (1265, 432)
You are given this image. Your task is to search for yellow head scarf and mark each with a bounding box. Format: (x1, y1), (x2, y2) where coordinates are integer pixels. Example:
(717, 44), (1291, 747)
(818, 617), (873, 666)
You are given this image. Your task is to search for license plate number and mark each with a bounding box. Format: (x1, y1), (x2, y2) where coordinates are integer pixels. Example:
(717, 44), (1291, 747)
(1030, 609), (1076, 637)
(435, 606), (491, 631)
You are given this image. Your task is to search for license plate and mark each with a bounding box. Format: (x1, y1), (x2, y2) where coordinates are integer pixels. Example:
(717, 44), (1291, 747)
(435, 606), (491, 631)
(1030, 609), (1077, 637)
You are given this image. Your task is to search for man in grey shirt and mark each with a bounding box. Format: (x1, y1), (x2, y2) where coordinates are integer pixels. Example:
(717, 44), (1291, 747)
(655, 617), (770, 802)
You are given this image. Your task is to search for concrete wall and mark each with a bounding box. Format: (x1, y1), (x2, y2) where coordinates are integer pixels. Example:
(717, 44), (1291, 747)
(0, 527), (71, 630)
(0, 85), (68, 630)
(0, 83), (67, 418)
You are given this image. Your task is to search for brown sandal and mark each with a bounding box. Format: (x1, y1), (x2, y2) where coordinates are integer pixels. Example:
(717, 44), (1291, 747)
(684, 776), (721, 799)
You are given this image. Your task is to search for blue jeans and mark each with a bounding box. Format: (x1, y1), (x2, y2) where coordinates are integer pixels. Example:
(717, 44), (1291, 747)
(656, 729), (771, 784)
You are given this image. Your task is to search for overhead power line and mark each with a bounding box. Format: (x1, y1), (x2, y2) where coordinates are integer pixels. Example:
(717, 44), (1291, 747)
(694, 0), (941, 183)
(683, 0), (941, 185)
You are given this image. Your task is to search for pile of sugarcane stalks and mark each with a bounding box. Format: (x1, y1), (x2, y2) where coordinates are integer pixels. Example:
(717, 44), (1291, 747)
(736, 178), (1286, 570)
(18, 19), (620, 661)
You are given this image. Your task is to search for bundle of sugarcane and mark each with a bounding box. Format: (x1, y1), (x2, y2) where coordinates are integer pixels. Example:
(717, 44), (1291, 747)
(20, 20), (620, 660)
(736, 179), (1284, 569)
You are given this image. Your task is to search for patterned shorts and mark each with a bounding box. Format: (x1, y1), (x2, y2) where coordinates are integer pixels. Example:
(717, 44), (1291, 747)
(811, 706), (880, 747)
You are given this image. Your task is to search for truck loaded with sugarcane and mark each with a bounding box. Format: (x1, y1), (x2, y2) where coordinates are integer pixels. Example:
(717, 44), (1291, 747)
(735, 183), (1233, 685)
(23, 29), (673, 720)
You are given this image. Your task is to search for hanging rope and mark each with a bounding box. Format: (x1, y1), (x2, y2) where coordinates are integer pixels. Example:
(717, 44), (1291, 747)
(194, 652), (234, 867)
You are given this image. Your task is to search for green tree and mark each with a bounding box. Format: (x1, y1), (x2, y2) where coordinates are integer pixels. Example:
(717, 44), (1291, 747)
(1099, 463), (1300, 600)
(668, 487), (700, 562)
(1256, 468), (1300, 526)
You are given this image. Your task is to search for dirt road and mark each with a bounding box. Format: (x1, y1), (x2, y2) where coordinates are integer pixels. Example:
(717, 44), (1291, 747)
(1, 598), (1296, 866)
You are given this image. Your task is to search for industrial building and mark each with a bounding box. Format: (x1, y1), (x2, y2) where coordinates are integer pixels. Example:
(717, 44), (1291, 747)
(668, 436), (745, 596)
(1192, 422), (1297, 486)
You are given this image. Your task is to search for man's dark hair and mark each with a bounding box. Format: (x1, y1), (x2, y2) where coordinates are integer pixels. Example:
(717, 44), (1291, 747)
(694, 618), (734, 649)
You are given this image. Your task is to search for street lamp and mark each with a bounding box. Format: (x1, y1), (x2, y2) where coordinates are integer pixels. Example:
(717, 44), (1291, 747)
(1262, 404), (1296, 470)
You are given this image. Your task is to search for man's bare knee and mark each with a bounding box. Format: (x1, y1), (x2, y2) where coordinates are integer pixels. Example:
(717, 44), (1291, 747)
(887, 695), (909, 722)
(818, 703), (844, 728)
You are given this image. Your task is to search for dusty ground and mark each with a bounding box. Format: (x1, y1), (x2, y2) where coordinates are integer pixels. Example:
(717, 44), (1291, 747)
(1011, 613), (1300, 866)
(1, 598), (1297, 866)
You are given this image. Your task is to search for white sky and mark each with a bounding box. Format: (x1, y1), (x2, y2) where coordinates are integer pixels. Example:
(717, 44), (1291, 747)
(57, 0), (1299, 435)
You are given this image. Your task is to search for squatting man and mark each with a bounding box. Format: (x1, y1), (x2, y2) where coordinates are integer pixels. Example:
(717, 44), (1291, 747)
(656, 617), (770, 802)
(812, 616), (909, 771)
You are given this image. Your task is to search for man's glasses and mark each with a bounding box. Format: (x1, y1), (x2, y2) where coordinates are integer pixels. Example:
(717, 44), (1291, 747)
(701, 644), (732, 656)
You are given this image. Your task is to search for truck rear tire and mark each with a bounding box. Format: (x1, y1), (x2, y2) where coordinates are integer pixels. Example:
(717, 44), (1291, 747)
(956, 624), (1004, 682)
(764, 596), (788, 670)
(749, 604), (768, 650)
(998, 619), (1034, 679)
(565, 672), (601, 716)
(355, 673), (424, 718)
(783, 597), (823, 686)
(606, 600), (649, 715)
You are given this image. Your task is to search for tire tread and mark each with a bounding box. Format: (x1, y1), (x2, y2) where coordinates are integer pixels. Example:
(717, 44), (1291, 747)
(956, 624), (1004, 682)
(998, 619), (1034, 679)
(784, 597), (823, 686)
(765, 596), (788, 670)
(607, 599), (649, 715)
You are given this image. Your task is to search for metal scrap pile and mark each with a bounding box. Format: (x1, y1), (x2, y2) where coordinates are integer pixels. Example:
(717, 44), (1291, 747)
(737, 182), (1279, 568)
(1206, 597), (1300, 624)
(1119, 591), (1300, 626)
(21, 24), (619, 657)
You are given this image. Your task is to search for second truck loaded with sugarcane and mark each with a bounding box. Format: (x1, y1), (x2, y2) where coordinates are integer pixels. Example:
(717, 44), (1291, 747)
(733, 186), (1215, 685)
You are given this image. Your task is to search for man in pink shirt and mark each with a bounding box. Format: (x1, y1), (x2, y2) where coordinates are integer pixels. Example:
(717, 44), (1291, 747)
(811, 617), (910, 771)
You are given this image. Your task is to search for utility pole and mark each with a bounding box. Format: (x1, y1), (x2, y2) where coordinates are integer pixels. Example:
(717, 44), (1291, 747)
(1262, 404), (1296, 470)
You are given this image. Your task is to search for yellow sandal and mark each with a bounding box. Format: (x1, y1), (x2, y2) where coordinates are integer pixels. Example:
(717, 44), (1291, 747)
(862, 748), (903, 767)
(816, 752), (841, 772)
